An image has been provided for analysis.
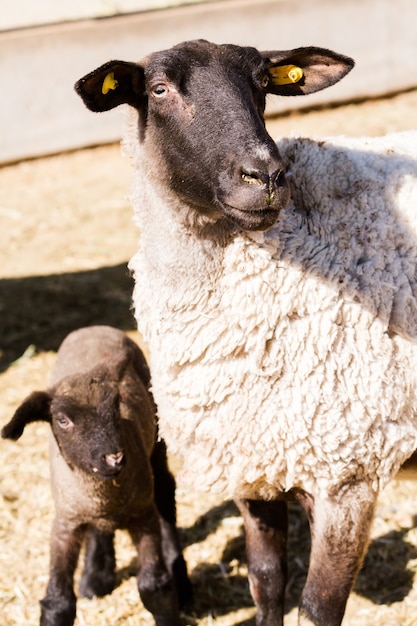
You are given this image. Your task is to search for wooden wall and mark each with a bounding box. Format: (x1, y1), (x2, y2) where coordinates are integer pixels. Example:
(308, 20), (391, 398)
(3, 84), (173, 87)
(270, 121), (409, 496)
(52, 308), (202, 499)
(2, 0), (417, 163)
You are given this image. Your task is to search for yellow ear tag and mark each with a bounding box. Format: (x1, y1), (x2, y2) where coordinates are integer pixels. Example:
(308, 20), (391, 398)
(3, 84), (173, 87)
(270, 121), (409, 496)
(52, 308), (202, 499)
(102, 72), (118, 95)
(270, 64), (304, 86)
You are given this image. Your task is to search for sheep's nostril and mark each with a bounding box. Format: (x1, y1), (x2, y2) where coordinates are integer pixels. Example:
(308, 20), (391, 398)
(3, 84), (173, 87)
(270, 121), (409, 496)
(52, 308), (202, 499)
(105, 451), (125, 468)
(241, 168), (286, 191)
(272, 168), (287, 188)
(241, 171), (264, 187)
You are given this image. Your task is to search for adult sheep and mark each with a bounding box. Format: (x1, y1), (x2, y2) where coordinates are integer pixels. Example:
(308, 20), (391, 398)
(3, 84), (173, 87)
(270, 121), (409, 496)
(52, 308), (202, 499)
(2, 325), (191, 626)
(75, 40), (417, 625)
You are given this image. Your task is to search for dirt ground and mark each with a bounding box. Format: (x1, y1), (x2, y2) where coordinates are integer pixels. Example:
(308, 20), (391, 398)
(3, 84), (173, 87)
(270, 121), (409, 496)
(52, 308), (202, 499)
(2, 89), (417, 626)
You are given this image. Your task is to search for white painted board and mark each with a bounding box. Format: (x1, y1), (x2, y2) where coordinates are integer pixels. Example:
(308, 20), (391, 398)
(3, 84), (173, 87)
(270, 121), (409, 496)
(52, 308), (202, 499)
(1, 0), (417, 163)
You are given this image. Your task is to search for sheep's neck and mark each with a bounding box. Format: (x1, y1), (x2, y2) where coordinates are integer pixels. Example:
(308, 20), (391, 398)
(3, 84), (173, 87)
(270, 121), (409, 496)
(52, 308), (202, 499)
(131, 160), (232, 287)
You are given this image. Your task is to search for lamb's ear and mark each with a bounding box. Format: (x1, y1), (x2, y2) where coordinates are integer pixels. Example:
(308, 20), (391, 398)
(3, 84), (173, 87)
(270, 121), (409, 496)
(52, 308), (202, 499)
(1, 391), (52, 441)
(262, 46), (354, 96)
(108, 349), (131, 381)
(75, 60), (145, 112)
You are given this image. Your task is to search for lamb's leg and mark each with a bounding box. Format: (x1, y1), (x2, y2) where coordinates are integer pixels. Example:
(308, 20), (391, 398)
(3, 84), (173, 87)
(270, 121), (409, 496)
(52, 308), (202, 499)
(78, 526), (116, 598)
(151, 439), (193, 607)
(297, 482), (376, 626)
(236, 498), (288, 626)
(129, 507), (181, 626)
(40, 519), (85, 626)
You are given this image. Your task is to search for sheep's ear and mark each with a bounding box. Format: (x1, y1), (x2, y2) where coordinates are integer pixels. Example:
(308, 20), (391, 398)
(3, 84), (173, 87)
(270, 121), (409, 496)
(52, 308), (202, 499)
(1, 391), (52, 441)
(75, 60), (145, 112)
(262, 46), (354, 96)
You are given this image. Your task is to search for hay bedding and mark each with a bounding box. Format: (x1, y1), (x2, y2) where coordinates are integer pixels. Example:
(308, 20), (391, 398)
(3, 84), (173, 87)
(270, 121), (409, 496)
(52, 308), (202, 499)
(2, 90), (417, 626)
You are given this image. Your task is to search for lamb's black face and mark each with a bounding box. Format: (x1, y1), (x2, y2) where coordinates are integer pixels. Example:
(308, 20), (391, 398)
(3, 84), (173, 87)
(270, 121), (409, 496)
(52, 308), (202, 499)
(75, 39), (354, 230)
(51, 380), (126, 480)
(143, 41), (290, 230)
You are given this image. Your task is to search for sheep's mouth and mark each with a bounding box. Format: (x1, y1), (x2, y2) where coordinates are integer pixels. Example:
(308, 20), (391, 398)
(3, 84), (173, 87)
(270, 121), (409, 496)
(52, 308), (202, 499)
(222, 204), (280, 231)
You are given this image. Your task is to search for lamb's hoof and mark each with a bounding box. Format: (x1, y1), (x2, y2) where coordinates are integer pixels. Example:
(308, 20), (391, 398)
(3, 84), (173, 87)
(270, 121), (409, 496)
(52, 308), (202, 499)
(78, 570), (116, 599)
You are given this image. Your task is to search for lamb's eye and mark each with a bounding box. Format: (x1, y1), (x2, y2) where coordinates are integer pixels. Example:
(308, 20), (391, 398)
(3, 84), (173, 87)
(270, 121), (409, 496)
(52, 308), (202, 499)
(56, 414), (73, 430)
(151, 84), (168, 98)
(261, 74), (269, 88)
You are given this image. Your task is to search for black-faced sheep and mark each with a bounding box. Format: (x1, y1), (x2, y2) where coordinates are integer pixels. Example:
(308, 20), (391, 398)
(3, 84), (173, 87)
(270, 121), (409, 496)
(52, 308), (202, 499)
(1, 325), (192, 626)
(74, 39), (417, 625)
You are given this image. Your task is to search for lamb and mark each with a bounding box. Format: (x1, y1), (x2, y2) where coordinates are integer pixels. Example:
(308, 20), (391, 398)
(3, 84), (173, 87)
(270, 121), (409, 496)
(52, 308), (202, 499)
(74, 39), (417, 625)
(1, 325), (192, 626)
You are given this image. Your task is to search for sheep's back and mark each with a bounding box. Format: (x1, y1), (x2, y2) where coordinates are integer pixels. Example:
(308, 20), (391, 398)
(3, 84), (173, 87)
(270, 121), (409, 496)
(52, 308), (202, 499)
(277, 132), (417, 341)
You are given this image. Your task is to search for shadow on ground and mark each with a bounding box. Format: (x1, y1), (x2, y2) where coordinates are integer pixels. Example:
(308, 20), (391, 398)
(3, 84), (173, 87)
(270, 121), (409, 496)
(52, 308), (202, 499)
(355, 525), (417, 605)
(0, 263), (135, 372)
(170, 500), (417, 622)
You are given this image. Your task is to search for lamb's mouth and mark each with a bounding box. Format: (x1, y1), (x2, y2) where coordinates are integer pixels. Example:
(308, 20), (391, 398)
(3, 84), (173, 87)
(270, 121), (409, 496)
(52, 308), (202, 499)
(91, 465), (124, 480)
(222, 204), (280, 231)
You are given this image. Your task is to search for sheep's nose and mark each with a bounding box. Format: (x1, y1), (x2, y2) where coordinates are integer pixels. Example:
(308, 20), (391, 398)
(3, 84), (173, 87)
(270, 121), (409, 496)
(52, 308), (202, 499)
(240, 166), (287, 192)
(105, 450), (125, 468)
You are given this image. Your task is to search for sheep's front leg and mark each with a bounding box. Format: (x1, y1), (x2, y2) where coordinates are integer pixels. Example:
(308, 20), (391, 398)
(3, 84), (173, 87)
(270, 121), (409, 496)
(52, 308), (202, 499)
(236, 498), (288, 626)
(129, 507), (181, 626)
(297, 482), (376, 626)
(78, 526), (116, 598)
(40, 519), (85, 626)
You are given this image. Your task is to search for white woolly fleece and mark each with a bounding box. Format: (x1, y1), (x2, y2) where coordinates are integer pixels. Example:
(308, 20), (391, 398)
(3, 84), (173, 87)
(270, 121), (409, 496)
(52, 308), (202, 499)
(128, 129), (417, 500)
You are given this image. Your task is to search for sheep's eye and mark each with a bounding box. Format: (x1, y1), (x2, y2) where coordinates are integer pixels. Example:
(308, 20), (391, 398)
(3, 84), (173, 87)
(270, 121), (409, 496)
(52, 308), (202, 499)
(151, 84), (168, 98)
(56, 414), (73, 430)
(261, 74), (269, 89)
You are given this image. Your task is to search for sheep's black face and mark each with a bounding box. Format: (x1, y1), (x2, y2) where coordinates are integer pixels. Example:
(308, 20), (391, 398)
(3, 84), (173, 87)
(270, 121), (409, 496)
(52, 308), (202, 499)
(143, 42), (290, 230)
(51, 379), (126, 480)
(75, 39), (354, 231)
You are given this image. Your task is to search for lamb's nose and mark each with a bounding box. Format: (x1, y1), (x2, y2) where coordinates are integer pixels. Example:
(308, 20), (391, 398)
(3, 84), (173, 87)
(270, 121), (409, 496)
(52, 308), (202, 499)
(105, 450), (125, 468)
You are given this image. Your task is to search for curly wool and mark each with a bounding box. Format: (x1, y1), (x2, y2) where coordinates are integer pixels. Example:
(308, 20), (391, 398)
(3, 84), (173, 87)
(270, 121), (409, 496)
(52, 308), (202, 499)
(129, 130), (417, 500)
